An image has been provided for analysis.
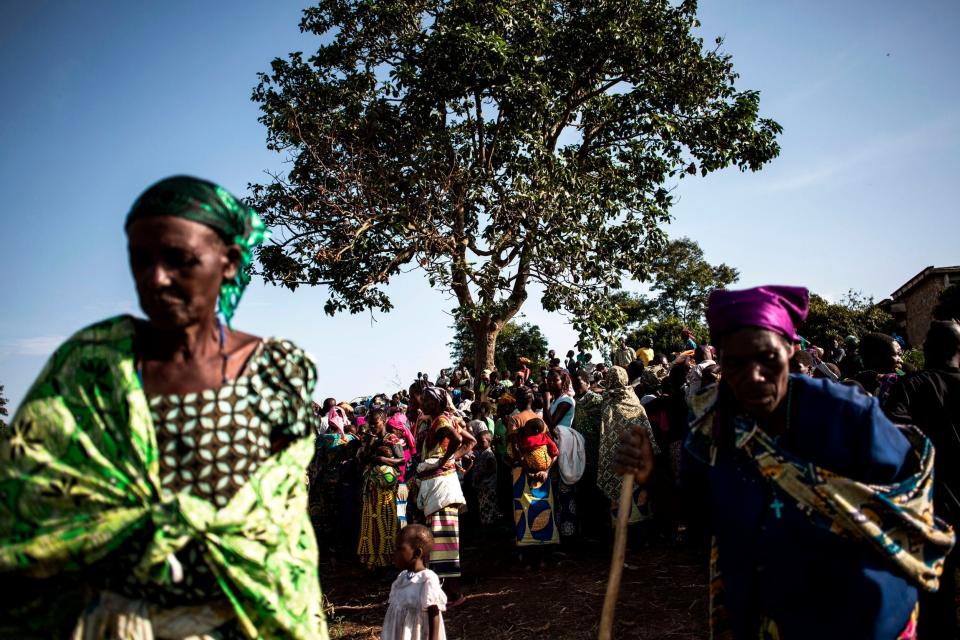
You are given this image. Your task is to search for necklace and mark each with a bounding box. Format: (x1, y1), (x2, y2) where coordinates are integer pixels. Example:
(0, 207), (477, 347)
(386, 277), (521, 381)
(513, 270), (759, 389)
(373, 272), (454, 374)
(784, 377), (793, 432)
(216, 318), (229, 384)
(770, 378), (793, 443)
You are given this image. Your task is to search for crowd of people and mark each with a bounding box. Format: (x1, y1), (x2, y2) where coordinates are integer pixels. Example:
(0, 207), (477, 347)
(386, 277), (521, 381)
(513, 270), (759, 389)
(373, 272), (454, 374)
(308, 292), (960, 639)
(307, 306), (960, 639)
(1, 175), (959, 640)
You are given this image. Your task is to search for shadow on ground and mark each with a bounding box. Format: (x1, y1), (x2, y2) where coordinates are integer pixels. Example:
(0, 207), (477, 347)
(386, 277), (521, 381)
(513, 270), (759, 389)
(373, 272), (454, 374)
(320, 537), (708, 640)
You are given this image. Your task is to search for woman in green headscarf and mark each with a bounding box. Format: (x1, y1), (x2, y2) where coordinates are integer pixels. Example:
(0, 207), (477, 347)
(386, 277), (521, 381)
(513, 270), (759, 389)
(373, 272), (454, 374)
(0, 176), (327, 639)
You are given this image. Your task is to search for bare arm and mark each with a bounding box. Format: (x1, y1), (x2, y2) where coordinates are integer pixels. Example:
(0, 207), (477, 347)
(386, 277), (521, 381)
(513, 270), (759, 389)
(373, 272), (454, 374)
(376, 442), (406, 466)
(432, 425), (462, 471)
(543, 397), (571, 432)
(454, 426), (477, 458)
(427, 605), (441, 640)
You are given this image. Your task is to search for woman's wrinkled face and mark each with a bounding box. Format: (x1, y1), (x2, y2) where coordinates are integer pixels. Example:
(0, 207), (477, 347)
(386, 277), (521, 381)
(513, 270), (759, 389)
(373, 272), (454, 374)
(718, 328), (792, 418)
(127, 216), (238, 330)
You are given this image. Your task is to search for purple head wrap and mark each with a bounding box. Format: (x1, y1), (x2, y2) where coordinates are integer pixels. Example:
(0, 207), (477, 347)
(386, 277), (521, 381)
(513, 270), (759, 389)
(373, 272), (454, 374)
(707, 285), (809, 343)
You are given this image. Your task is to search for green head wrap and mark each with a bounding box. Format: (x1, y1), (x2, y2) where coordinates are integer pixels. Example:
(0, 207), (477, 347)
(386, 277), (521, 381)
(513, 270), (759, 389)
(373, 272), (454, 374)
(125, 176), (268, 327)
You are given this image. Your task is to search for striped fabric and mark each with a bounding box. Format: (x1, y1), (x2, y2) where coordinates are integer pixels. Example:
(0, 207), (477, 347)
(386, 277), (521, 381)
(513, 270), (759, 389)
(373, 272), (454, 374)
(428, 506), (461, 578)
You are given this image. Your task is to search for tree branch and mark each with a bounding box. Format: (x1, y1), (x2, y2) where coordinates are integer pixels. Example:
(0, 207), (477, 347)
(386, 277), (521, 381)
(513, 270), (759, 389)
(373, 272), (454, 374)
(547, 69), (627, 152)
(475, 91), (486, 167)
(450, 202), (475, 310)
(487, 106), (503, 171)
(501, 242), (531, 321)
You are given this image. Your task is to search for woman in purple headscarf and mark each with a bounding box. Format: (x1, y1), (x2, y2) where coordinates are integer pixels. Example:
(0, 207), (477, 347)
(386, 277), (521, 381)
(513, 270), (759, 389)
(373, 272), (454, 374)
(615, 285), (953, 640)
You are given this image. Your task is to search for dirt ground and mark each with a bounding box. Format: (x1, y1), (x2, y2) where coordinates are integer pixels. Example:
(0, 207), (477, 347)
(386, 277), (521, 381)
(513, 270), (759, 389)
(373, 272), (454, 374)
(320, 536), (708, 640)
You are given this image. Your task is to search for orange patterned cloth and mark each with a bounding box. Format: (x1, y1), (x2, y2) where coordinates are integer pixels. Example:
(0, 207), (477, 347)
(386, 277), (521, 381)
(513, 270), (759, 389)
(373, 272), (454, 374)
(522, 445), (554, 474)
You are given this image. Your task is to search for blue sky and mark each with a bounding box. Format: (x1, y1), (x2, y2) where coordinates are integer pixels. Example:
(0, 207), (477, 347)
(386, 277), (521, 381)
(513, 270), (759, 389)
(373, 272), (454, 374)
(2, 1), (958, 411)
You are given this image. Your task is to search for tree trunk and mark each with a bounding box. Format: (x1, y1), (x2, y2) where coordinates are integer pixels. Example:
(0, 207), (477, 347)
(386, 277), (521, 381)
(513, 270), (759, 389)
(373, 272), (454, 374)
(472, 320), (501, 395)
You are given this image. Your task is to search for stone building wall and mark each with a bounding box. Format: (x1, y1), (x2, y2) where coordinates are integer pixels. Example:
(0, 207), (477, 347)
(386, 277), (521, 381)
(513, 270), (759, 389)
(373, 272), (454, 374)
(902, 276), (945, 347)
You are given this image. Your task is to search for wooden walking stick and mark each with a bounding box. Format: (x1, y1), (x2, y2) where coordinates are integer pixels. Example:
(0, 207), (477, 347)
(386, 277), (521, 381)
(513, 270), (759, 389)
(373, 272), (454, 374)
(598, 472), (635, 640)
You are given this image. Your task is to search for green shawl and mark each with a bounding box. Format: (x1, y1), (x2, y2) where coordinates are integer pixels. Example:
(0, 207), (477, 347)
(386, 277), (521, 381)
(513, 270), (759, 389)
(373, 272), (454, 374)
(0, 316), (327, 639)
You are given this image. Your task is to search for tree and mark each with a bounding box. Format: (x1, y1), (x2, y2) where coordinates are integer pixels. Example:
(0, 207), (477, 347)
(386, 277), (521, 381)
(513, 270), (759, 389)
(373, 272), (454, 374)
(800, 291), (897, 348)
(612, 236), (737, 353)
(625, 315), (708, 357)
(0, 384), (8, 434)
(647, 237), (739, 324)
(608, 291), (658, 327)
(250, 0), (781, 376)
(449, 320), (549, 378)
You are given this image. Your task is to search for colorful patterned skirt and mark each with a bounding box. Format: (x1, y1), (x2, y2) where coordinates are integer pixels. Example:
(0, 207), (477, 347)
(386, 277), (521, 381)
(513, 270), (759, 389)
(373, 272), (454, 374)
(428, 506), (461, 578)
(512, 466), (560, 547)
(357, 474), (399, 569)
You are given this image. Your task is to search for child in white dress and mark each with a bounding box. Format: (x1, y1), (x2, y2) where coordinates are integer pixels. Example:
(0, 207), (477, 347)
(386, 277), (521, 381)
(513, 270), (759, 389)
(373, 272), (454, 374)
(381, 524), (447, 640)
